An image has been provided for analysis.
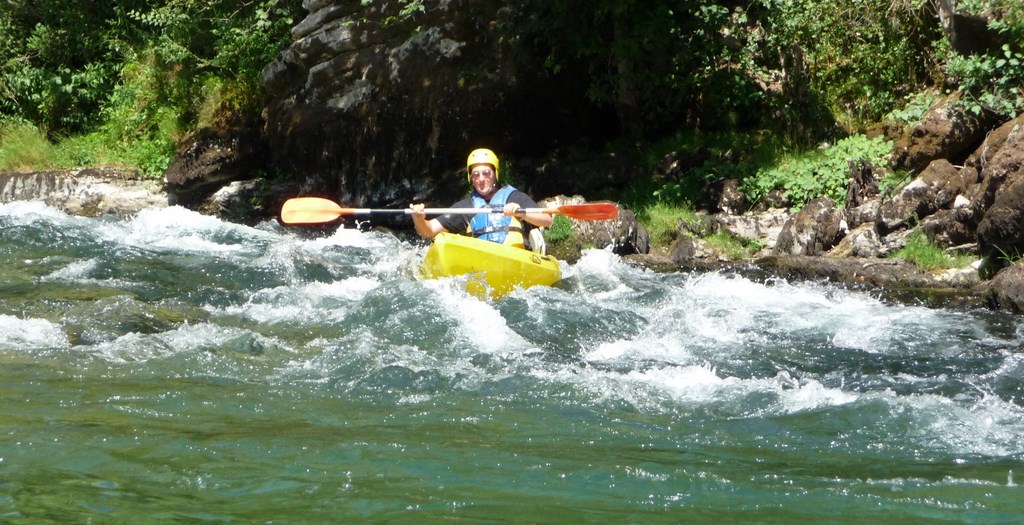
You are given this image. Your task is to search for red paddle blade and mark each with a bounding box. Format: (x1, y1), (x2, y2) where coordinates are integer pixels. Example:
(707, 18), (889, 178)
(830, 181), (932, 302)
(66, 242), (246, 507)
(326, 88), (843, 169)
(280, 197), (352, 224)
(556, 202), (619, 221)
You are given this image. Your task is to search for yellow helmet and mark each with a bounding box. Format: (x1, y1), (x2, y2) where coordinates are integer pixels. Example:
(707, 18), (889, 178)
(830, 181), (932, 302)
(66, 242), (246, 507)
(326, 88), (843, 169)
(466, 148), (500, 183)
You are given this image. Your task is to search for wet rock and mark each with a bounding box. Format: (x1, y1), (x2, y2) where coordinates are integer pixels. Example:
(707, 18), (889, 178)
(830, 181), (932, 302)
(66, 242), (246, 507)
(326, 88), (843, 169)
(163, 116), (267, 208)
(0, 168), (166, 216)
(985, 263), (1024, 313)
(201, 180), (267, 226)
(670, 237), (707, 263)
(756, 254), (981, 292)
(540, 195), (648, 262)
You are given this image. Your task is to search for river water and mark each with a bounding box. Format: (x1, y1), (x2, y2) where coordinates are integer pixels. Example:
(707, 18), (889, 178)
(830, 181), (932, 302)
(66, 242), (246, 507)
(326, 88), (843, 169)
(1, 200), (1022, 523)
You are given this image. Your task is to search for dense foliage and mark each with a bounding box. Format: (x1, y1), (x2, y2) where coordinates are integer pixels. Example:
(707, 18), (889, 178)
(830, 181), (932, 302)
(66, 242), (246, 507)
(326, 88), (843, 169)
(0, 0), (301, 174)
(0, 0), (1021, 203)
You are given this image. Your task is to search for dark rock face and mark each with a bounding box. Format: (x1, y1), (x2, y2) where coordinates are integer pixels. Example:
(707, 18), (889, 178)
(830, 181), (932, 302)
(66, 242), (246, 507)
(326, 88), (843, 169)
(259, 1), (615, 209)
(163, 116), (268, 207)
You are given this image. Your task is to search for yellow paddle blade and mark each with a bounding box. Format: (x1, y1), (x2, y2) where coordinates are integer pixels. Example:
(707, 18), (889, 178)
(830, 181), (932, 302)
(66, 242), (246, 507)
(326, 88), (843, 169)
(280, 197), (350, 225)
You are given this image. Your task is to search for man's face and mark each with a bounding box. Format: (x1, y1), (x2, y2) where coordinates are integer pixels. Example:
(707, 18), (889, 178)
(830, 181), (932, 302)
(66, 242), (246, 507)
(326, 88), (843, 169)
(470, 164), (497, 196)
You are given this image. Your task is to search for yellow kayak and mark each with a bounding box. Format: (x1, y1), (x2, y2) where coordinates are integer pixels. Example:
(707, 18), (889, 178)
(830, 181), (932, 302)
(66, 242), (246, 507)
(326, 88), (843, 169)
(422, 233), (561, 298)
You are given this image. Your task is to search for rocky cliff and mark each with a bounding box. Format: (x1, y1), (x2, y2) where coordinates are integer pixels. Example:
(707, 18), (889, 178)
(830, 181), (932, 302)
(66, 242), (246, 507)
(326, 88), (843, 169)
(252, 0), (620, 212)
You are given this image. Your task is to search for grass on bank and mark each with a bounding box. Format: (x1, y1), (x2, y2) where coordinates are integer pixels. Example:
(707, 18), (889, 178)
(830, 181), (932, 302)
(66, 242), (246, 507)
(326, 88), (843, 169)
(0, 122), (58, 172)
(890, 229), (974, 270)
(0, 119), (174, 176)
(640, 202), (700, 246)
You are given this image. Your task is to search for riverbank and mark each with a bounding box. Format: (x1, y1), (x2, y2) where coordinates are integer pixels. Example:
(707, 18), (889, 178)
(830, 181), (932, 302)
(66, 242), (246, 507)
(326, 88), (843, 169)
(626, 250), (986, 309)
(1, 168), (1003, 311)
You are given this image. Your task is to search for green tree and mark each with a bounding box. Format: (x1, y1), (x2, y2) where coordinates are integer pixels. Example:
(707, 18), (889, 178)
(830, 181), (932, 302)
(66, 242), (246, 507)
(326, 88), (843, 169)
(748, 0), (941, 138)
(944, 0), (1024, 117)
(0, 0), (150, 132)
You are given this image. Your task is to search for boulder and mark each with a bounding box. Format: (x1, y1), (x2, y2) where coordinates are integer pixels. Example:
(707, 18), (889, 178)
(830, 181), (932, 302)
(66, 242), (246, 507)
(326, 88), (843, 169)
(889, 92), (996, 172)
(919, 206), (977, 248)
(964, 117), (1017, 173)
(876, 158), (966, 234)
(540, 195), (648, 262)
(828, 222), (883, 258)
(163, 115), (267, 207)
(670, 236), (734, 263)
(985, 263), (1024, 313)
(976, 119), (1024, 259)
(846, 199), (881, 229)
(711, 208), (789, 254)
(774, 197), (847, 256)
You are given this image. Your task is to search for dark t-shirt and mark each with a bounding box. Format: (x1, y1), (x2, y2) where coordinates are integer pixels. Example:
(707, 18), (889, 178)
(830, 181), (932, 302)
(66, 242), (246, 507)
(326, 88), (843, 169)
(437, 188), (542, 235)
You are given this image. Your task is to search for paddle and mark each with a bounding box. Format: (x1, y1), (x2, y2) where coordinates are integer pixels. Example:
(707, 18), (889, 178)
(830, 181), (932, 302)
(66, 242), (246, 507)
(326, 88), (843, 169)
(280, 197), (619, 225)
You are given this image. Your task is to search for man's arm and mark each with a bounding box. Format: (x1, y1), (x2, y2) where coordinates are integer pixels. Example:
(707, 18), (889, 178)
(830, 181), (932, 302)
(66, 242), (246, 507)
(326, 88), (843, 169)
(410, 204), (448, 239)
(506, 192), (553, 228)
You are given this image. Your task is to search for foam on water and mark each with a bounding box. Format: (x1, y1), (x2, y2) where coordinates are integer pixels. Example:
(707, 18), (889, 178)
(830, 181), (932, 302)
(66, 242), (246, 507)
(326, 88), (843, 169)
(39, 257), (136, 289)
(0, 314), (70, 351)
(425, 277), (531, 356)
(217, 276), (382, 324)
(302, 225), (391, 251)
(109, 206), (276, 256)
(80, 321), (286, 365)
(0, 199), (78, 225)
(564, 247), (634, 296)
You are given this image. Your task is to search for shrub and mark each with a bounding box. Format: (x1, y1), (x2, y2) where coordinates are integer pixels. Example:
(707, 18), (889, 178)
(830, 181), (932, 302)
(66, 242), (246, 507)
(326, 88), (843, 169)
(740, 134), (893, 209)
(545, 215), (575, 243)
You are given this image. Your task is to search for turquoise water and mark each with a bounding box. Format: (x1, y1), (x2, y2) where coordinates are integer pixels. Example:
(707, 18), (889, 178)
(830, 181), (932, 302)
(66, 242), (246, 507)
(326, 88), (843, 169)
(1, 201), (1023, 523)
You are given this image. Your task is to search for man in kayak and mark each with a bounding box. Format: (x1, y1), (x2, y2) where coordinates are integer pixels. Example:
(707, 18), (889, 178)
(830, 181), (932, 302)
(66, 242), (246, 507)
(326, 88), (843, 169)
(410, 148), (552, 249)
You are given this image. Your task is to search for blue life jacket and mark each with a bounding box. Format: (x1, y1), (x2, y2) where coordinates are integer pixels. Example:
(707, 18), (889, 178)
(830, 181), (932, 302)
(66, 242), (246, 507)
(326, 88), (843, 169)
(468, 186), (525, 246)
